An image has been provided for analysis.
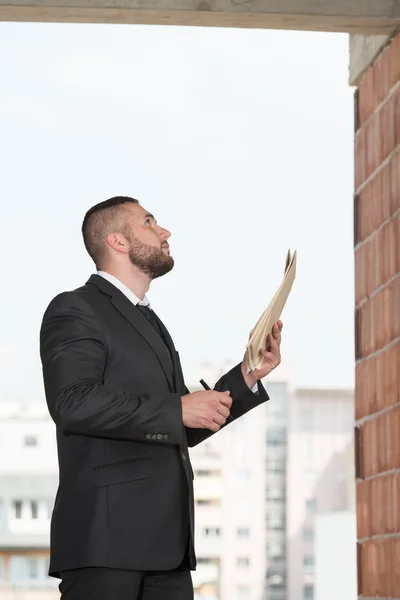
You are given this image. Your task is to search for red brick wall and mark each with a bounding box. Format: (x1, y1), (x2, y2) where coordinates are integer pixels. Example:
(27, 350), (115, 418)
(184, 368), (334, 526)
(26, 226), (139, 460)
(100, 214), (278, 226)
(354, 33), (400, 599)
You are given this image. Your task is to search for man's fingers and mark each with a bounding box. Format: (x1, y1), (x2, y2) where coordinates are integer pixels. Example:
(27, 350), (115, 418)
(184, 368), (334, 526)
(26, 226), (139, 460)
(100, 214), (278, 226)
(217, 392), (232, 408)
(217, 404), (231, 419)
(213, 413), (227, 426)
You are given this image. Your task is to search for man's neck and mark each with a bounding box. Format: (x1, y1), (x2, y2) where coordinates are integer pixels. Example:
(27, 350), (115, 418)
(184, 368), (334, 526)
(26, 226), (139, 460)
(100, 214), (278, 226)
(99, 266), (150, 302)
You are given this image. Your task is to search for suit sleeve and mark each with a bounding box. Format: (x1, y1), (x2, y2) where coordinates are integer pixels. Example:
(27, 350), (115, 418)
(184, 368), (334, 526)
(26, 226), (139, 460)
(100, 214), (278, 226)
(40, 292), (183, 445)
(184, 363), (269, 447)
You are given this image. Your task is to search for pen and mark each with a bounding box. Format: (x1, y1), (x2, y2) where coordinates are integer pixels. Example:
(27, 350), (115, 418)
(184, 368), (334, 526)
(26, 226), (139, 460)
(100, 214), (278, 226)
(199, 379), (211, 390)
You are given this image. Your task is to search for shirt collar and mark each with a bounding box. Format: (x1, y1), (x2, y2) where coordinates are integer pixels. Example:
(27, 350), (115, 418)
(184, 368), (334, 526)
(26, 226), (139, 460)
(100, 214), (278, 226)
(96, 271), (150, 307)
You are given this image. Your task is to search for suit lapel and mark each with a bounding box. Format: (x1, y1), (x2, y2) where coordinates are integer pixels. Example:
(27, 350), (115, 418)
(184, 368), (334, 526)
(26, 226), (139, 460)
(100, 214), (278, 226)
(87, 275), (175, 391)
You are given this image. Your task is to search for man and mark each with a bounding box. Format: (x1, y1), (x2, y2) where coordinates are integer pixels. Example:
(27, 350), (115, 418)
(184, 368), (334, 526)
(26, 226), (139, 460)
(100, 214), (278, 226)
(40, 196), (283, 600)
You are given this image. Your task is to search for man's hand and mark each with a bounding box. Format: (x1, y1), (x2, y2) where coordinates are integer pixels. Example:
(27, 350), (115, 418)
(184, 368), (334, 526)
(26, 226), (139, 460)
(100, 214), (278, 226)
(182, 390), (232, 432)
(242, 320), (283, 388)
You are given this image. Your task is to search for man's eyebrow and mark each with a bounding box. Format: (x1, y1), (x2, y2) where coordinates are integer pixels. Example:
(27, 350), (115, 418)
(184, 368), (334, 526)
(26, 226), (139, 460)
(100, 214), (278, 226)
(144, 213), (156, 222)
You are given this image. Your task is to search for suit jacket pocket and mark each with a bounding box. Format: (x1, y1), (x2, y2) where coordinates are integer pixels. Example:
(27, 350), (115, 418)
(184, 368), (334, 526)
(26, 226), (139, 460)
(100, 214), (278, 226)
(94, 456), (153, 488)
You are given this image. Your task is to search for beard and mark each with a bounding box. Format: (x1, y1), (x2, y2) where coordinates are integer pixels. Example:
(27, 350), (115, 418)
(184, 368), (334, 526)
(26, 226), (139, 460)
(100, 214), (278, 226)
(127, 233), (174, 279)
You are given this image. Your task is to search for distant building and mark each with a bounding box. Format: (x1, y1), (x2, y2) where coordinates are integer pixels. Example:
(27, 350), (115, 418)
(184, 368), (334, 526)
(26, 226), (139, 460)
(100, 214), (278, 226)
(0, 401), (58, 599)
(190, 362), (291, 600)
(286, 388), (355, 600)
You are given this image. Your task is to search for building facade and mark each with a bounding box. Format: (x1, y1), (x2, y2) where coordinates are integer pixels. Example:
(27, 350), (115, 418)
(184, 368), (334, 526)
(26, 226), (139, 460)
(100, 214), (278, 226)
(287, 388), (355, 600)
(0, 401), (58, 599)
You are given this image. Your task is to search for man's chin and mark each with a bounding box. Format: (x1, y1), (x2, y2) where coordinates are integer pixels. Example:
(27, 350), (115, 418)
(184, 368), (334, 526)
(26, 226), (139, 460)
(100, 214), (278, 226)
(150, 257), (174, 280)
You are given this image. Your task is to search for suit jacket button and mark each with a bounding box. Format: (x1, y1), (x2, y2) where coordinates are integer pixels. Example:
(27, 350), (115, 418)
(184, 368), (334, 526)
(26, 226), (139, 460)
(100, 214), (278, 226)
(181, 452), (186, 461)
(157, 434), (163, 440)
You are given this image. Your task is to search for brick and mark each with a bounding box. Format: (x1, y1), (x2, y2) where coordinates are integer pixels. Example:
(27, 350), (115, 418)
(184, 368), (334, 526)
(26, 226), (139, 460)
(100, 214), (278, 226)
(382, 284), (392, 348)
(375, 351), (383, 411)
(366, 236), (375, 296)
(359, 64), (375, 126)
(392, 392), (400, 467)
(393, 537), (400, 597)
(380, 345), (400, 412)
(371, 172), (383, 234)
(395, 213), (400, 274)
(371, 477), (382, 534)
(355, 361), (364, 420)
(392, 275), (400, 341)
(367, 355), (378, 416)
(381, 160), (391, 223)
(355, 127), (366, 190)
(363, 418), (379, 478)
(381, 95), (396, 162)
(390, 152), (400, 215)
(359, 182), (371, 241)
(377, 412), (390, 474)
(356, 480), (370, 538)
(389, 34), (400, 92)
(387, 473), (400, 533)
(395, 86), (400, 148)
(375, 45), (391, 109)
(354, 245), (366, 305)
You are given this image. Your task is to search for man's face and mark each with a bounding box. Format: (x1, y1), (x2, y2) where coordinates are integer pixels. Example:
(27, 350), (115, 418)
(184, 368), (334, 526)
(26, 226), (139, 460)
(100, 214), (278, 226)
(123, 204), (174, 279)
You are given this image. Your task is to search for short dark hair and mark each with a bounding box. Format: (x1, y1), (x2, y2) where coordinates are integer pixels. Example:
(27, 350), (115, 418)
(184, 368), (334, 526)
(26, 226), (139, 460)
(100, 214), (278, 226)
(82, 196), (139, 269)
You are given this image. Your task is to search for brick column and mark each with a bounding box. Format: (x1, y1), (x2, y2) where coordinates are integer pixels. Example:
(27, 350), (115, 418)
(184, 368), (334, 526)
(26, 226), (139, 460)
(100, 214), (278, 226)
(354, 33), (400, 599)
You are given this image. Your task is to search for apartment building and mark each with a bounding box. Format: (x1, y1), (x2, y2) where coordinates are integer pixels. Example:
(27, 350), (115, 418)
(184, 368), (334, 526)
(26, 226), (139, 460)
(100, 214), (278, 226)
(0, 400), (58, 599)
(189, 363), (291, 600)
(264, 381), (289, 600)
(286, 388), (355, 600)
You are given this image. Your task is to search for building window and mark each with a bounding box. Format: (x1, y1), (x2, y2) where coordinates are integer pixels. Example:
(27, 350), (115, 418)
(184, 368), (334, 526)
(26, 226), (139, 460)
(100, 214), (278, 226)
(197, 557), (213, 565)
(195, 469), (220, 477)
(237, 557), (250, 567)
(300, 409), (314, 431)
(237, 527), (250, 539)
(30, 501), (38, 520)
(267, 485), (285, 500)
(267, 457), (285, 474)
(306, 498), (317, 513)
(203, 527), (220, 538)
(196, 498), (221, 506)
(267, 428), (286, 446)
(28, 558), (38, 579)
(267, 542), (284, 558)
(303, 584), (314, 599)
(303, 526), (314, 541)
(13, 500), (23, 519)
(237, 585), (250, 599)
(267, 515), (284, 531)
(24, 435), (38, 447)
(303, 555), (314, 571)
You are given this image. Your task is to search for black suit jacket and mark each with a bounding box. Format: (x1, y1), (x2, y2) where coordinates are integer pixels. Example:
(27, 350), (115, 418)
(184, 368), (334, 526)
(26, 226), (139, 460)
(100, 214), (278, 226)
(40, 274), (269, 577)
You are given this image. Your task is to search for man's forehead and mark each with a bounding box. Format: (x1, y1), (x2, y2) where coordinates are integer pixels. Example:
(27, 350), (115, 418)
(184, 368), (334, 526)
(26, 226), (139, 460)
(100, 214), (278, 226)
(126, 203), (152, 219)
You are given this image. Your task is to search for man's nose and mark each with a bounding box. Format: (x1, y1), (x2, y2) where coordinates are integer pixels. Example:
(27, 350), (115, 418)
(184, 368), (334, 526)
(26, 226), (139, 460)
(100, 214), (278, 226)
(158, 226), (171, 240)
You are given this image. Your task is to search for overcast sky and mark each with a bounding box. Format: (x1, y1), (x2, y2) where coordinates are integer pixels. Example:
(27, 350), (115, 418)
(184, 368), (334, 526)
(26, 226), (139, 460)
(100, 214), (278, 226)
(0, 23), (355, 400)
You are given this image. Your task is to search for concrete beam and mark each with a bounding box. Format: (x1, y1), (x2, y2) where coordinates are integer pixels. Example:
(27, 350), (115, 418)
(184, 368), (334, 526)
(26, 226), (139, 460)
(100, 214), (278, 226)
(0, 0), (399, 32)
(349, 33), (394, 85)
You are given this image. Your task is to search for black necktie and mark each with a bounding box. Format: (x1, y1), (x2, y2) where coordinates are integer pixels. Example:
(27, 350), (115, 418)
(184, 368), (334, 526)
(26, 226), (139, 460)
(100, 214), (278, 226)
(136, 304), (175, 365)
(136, 304), (177, 389)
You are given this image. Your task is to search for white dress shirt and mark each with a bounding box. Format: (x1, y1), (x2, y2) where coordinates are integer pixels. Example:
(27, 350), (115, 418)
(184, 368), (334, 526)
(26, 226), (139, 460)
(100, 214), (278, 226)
(97, 271), (150, 306)
(96, 270), (258, 394)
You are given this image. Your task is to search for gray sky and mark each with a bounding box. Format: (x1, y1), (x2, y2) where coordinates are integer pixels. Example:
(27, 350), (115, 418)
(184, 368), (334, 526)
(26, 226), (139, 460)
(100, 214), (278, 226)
(0, 24), (355, 400)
